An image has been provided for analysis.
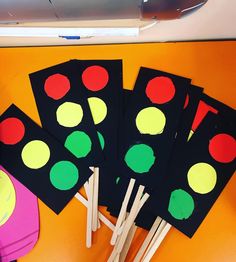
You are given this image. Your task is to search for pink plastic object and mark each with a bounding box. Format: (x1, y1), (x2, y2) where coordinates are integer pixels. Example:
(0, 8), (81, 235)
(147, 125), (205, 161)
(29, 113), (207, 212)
(0, 165), (39, 262)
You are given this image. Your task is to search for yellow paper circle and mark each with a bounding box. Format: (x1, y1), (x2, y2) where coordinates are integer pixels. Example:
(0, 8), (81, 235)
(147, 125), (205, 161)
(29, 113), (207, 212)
(56, 102), (83, 127)
(136, 107), (166, 135)
(21, 140), (50, 169)
(0, 170), (16, 226)
(88, 97), (107, 124)
(187, 162), (217, 194)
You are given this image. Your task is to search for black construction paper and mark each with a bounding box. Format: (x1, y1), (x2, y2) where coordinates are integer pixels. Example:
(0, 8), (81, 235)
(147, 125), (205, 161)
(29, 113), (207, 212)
(70, 60), (124, 206)
(99, 88), (132, 206)
(29, 60), (103, 166)
(175, 85), (203, 145)
(117, 67), (190, 190)
(191, 93), (236, 135)
(139, 110), (236, 237)
(72, 59), (123, 162)
(108, 67), (191, 215)
(0, 104), (92, 214)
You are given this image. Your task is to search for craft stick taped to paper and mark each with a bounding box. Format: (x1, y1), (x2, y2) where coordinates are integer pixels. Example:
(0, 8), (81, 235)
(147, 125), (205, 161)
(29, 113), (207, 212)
(29, 60), (103, 166)
(0, 104), (93, 214)
(133, 216), (162, 262)
(146, 111), (236, 237)
(72, 59), (123, 205)
(108, 67), (190, 216)
(119, 67), (190, 188)
(141, 220), (167, 262)
(142, 223), (171, 262)
(92, 167), (99, 232)
(111, 178), (135, 245)
(116, 186), (146, 254)
(0, 166), (39, 262)
(119, 224), (137, 262)
(136, 92), (236, 231)
(86, 175), (94, 248)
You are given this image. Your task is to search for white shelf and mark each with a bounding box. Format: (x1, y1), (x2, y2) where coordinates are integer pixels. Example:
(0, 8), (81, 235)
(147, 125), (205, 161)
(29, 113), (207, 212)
(0, 0), (235, 47)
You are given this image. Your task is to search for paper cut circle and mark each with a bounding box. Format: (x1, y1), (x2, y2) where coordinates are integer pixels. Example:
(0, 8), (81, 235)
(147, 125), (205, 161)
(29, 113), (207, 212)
(124, 144), (155, 173)
(168, 189), (194, 220)
(82, 65), (109, 91)
(49, 161), (79, 190)
(209, 133), (236, 163)
(97, 131), (105, 150)
(136, 107), (166, 135)
(44, 73), (70, 100)
(184, 94), (189, 109)
(145, 76), (176, 104)
(56, 102), (83, 127)
(65, 131), (92, 158)
(187, 163), (217, 194)
(0, 170), (16, 226)
(21, 140), (50, 169)
(88, 97), (108, 124)
(0, 117), (25, 145)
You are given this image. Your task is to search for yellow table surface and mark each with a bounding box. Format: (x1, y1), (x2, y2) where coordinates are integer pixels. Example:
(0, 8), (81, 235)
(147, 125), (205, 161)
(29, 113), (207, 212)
(0, 41), (236, 262)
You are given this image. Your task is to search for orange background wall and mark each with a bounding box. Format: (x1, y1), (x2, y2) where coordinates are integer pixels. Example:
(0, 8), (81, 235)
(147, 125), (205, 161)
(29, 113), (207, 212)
(0, 41), (235, 262)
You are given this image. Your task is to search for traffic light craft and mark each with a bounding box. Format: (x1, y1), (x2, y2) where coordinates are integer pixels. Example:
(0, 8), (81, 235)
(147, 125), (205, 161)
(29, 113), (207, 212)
(29, 61), (103, 166)
(144, 110), (236, 237)
(0, 105), (93, 214)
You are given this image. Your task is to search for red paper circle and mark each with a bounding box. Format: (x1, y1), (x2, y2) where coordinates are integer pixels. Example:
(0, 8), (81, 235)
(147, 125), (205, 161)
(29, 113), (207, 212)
(145, 76), (176, 104)
(0, 117), (25, 145)
(82, 65), (109, 91)
(44, 73), (70, 100)
(209, 133), (236, 163)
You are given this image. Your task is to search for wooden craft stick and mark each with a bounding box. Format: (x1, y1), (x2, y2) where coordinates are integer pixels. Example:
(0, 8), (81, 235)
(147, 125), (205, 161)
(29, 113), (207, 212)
(89, 166), (95, 171)
(97, 216), (101, 229)
(141, 220), (167, 262)
(86, 175), (94, 248)
(75, 192), (114, 231)
(84, 181), (89, 197)
(109, 191), (149, 262)
(84, 180), (101, 229)
(118, 192), (150, 261)
(108, 186), (144, 262)
(108, 189), (149, 262)
(116, 188), (148, 254)
(142, 223), (172, 262)
(110, 178), (136, 245)
(119, 224), (138, 262)
(133, 216), (162, 262)
(114, 253), (120, 262)
(92, 167), (99, 232)
(117, 216), (127, 236)
(135, 193), (150, 215)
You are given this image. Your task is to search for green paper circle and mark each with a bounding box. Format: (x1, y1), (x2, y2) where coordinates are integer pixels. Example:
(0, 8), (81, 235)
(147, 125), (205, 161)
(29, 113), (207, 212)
(50, 161), (79, 190)
(124, 144), (155, 173)
(65, 131), (92, 158)
(168, 189), (194, 220)
(97, 131), (105, 150)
